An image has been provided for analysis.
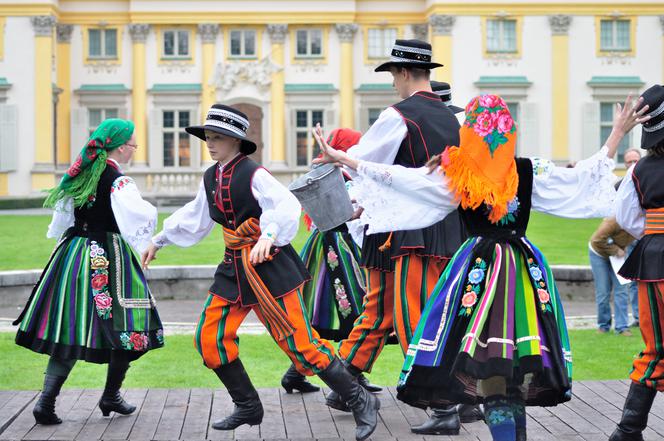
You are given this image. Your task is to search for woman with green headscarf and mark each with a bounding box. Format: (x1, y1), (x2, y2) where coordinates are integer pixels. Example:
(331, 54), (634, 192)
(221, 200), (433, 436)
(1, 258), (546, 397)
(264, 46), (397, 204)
(14, 119), (164, 425)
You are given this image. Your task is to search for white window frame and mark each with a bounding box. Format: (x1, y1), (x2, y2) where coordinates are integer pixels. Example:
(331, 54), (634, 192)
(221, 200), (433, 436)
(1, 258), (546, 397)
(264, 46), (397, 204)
(285, 91), (336, 170)
(295, 29), (323, 58)
(293, 109), (325, 167)
(486, 19), (517, 54)
(229, 29), (257, 58)
(88, 28), (118, 59)
(367, 28), (397, 59)
(88, 108), (119, 135)
(599, 19), (631, 52)
(162, 29), (191, 59)
(161, 109), (193, 168)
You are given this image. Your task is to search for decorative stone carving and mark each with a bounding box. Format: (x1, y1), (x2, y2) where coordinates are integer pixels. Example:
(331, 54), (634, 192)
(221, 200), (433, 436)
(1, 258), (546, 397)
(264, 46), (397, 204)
(411, 23), (428, 41)
(429, 14), (455, 36)
(660, 16), (664, 34)
(267, 24), (288, 44)
(335, 23), (358, 43)
(212, 57), (282, 93)
(549, 15), (572, 35)
(128, 24), (151, 43)
(198, 23), (220, 44)
(56, 24), (73, 43)
(31, 16), (56, 37)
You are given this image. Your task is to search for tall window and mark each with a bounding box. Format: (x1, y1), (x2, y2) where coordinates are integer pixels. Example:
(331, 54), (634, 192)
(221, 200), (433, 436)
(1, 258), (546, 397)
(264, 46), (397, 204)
(600, 19), (631, 52)
(163, 110), (191, 167)
(296, 29), (323, 58)
(368, 108), (382, 126)
(163, 30), (190, 58)
(367, 28), (397, 59)
(88, 28), (118, 59)
(295, 110), (324, 166)
(486, 19), (517, 53)
(506, 102), (520, 153)
(88, 108), (118, 135)
(600, 103), (629, 163)
(230, 29), (257, 58)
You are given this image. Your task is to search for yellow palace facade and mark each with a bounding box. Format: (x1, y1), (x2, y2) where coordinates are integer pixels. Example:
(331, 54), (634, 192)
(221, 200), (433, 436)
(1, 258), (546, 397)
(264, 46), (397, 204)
(0, 0), (662, 197)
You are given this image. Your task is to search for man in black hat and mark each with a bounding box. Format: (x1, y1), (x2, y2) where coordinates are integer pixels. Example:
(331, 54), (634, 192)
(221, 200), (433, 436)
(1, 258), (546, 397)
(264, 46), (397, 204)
(142, 104), (380, 441)
(320, 39), (480, 435)
(431, 80), (464, 115)
(613, 86), (664, 441)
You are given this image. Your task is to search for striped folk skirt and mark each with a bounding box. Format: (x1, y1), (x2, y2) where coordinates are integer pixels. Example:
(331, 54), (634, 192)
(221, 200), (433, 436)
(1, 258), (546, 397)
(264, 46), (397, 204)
(15, 229), (164, 363)
(300, 228), (366, 341)
(397, 236), (572, 408)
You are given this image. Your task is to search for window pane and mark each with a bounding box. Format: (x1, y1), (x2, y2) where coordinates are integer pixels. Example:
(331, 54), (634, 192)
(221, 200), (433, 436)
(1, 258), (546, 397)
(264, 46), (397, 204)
(616, 20), (630, 50)
(179, 133), (191, 167)
(163, 111), (175, 128)
(178, 31), (189, 56)
(104, 29), (117, 57)
(105, 108), (118, 119)
(600, 103), (613, 123)
(163, 132), (175, 166)
(244, 31), (256, 56)
(616, 135), (630, 163)
(369, 108), (382, 126)
(487, 20), (499, 52)
(296, 132), (308, 166)
(311, 111), (323, 126)
(296, 30), (308, 55)
(600, 20), (613, 50)
(296, 111), (307, 128)
(89, 29), (101, 57)
(383, 29), (396, 57)
(506, 102), (519, 123)
(164, 31), (175, 56)
(503, 20), (516, 52)
(368, 29), (381, 58)
(89, 109), (102, 127)
(230, 30), (242, 55)
(310, 30), (322, 55)
(178, 111), (190, 128)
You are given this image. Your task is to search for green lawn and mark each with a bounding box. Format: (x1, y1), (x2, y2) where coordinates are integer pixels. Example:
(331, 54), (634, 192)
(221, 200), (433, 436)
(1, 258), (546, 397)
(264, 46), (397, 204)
(0, 212), (599, 270)
(0, 330), (643, 390)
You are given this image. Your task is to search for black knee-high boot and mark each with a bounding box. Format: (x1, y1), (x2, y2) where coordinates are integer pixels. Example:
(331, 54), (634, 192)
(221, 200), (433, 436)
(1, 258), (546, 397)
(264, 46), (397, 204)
(325, 359), (381, 412)
(211, 359), (264, 430)
(33, 374), (68, 425)
(609, 382), (657, 441)
(281, 363), (320, 394)
(98, 353), (136, 416)
(410, 406), (461, 435)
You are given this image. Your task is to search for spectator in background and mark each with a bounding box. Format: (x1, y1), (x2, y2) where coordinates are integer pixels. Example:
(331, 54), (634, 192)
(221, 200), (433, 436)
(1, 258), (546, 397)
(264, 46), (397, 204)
(620, 148), (642, 327)
(589, 217), (636, 335)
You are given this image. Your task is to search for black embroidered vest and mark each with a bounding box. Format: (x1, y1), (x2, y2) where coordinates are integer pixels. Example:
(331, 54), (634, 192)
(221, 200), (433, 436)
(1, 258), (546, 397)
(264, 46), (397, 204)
(73, 161), (122, 234)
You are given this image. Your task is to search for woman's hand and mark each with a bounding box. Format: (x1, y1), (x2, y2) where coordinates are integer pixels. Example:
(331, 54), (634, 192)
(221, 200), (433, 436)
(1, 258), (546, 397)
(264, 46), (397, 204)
(312, 124), (359, 170)
(605, 94), (651, 159)
(250, 238), (274, 265)
(141, 242), (159, 270)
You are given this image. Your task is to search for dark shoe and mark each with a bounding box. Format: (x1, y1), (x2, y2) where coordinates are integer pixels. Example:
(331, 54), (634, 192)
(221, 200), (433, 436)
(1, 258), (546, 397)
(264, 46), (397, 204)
(629, 319), (639, 328)
(99, 359), (136, 417)
(318, 358), (380, 441)
(211, 359), (263, 430)
(33, 374), (67, 425)
(357, 374), (383, 393)
(609, 382), (657, 441)
(281, 363), (320, 394)
(325, 390), (350, 412)
(411, 406), (460, 435)
(458, 403), (485, 423)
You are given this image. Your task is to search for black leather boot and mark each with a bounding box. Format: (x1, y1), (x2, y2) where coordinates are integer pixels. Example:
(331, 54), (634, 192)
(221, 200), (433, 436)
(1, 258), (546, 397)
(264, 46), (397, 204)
(211, 359), (264, 430)
(281, 363), (320, 394)
(410, 406), (460, 435)
(33, 374), (67, 425)
(325, 360), (381, 412)
(609, 382), (657, 441)
(98, 357), (136, 417)
(318, 358), (380, 441)
(458, 403), (485, 423)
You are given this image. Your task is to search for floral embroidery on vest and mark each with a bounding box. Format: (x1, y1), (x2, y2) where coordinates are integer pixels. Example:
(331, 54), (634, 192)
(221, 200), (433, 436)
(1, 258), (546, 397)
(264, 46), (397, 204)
(333, 278), (352, 318)
(459, 257), (487, 317)
(90, 241), (112, 320)
(497, 196), (520, 226)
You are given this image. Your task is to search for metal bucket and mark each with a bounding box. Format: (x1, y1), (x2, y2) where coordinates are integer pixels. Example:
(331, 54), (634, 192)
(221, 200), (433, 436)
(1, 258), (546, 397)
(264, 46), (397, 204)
(288, 164), (354, 232)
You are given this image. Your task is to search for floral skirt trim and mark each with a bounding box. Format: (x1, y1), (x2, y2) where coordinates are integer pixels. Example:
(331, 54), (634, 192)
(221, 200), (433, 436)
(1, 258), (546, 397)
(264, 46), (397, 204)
(397, 236), (571, 407)
(300, 229), (366, 341)
(15, 230), (164, 363)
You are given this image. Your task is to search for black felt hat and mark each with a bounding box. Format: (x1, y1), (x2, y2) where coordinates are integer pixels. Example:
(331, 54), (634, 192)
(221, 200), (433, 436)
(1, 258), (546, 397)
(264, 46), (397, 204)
(374, 39), (443, 72)
(430, 81), (464, 114)
(637, 85), (664, 150)
(185, 104), (257, 155)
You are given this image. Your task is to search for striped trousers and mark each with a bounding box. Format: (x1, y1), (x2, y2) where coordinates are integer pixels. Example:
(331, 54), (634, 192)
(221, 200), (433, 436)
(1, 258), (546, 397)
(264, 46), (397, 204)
(631, 281), (664, 390)
(338, 253), (447, 372)
(195, 289), (335, 375)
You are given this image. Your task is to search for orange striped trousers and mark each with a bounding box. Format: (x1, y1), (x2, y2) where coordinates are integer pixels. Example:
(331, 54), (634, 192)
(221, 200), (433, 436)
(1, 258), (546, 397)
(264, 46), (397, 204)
(631, 281), (664, 390)
(194, 289), (335, 375)
(338, 253), (447, 372)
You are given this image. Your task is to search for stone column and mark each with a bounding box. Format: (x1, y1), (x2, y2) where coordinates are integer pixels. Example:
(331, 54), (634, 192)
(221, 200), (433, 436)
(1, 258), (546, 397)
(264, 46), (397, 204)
(198, 23), (220, 163)
(31, 15), (56, 190)
(129, 24), (150, 166)
(267, 24), (288, 167)
(429, 14), (454, 82)
(56, 24), (73, 166)
(335, 23), (358, 128)
(549, 15), (572, 161)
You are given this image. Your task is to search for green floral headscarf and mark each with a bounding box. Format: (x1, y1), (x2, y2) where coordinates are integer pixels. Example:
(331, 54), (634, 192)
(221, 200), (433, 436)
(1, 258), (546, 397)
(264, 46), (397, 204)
(44, 118), (135, 208)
